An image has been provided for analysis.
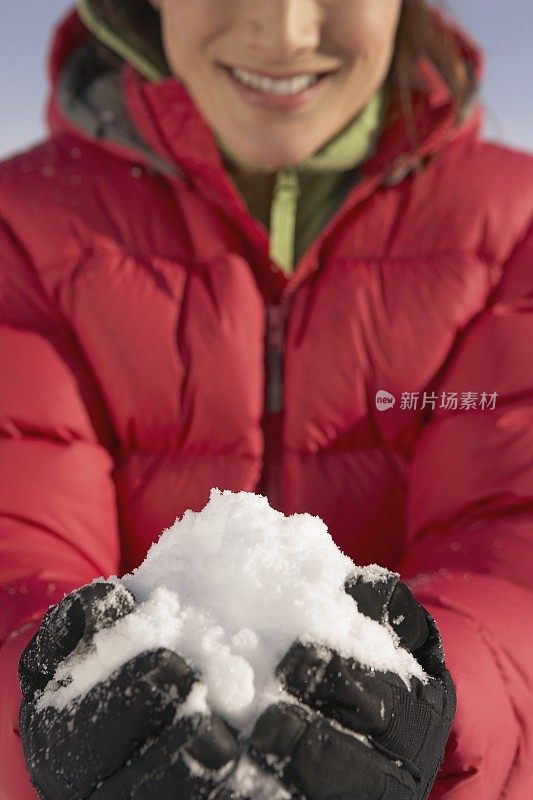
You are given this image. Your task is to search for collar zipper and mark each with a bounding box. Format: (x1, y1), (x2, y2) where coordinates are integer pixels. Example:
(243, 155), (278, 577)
(266, 304), (288, 413)
(269, 168), (300, 275)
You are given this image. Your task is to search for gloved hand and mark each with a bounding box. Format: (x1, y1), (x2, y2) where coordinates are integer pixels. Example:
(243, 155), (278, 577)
(18, 581), (244, 800)
(250, 570), (456, 800)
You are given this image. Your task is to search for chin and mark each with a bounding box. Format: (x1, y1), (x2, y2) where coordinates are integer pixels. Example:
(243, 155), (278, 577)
(240, 140), (318, 171)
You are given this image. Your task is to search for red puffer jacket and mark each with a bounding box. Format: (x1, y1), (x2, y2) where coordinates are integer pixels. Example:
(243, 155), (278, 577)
(1, 8), (533, 799)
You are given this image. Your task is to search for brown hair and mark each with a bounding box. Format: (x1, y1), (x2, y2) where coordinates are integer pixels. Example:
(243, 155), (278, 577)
(388, 0), (474, 143)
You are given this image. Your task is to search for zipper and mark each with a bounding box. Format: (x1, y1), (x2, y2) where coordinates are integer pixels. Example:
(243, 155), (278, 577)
(264, 167), (402, 413)
(264, 167), (300, 412)
(265, 304), (288, 413)
(256, 165), (418, 506)
(259, 303), (288, 509)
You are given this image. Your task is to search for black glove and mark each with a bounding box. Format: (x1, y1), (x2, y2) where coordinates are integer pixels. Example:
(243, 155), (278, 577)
(19, 581), (245, 800)
(250, 571), (456, 800)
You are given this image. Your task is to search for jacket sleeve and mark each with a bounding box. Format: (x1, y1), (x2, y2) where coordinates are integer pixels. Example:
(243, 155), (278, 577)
(399, 218), (533, 799)
(0, 218), (121, 798)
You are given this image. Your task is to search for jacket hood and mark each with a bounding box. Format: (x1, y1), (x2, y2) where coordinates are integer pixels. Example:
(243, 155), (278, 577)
(46, 2), (485, 185)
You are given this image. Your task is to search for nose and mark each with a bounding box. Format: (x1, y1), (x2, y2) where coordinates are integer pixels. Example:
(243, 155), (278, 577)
(243, 0), (321, 62)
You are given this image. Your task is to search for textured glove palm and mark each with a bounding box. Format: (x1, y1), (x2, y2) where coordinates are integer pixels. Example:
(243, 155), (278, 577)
(18, 582), (241, 800)
(250, 572), (456, 800)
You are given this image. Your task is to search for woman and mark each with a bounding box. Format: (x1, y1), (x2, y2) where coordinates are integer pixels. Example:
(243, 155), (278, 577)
(1, 0), (532, 797)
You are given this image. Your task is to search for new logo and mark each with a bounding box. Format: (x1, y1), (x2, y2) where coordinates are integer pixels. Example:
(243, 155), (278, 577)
(375, 390), (396, 411)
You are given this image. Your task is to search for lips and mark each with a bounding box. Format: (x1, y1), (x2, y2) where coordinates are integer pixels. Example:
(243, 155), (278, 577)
(220, 64), (336, 110)
(230, 67), (320, 95)
(217, 62), (340, 110)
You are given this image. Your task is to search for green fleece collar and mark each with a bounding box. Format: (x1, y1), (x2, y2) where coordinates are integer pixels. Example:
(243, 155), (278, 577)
(218, 87), (388, 273)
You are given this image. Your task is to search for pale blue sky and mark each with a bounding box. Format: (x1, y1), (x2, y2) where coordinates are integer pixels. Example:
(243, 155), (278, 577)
(1, 1), (531, 159)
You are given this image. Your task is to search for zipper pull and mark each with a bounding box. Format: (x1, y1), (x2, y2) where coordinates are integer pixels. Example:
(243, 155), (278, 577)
(269, 168), (300, 275)
(266, 304), (287, 413)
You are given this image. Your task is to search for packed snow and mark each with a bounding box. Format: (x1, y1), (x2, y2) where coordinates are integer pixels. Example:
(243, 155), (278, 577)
(38, 489), (426, 733)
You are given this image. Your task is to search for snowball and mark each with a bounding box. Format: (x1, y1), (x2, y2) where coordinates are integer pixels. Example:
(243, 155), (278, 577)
(38, 489), (426, 731)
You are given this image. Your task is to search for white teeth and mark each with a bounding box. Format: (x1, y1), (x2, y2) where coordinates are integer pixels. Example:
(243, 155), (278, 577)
(230, 67), (319, 95)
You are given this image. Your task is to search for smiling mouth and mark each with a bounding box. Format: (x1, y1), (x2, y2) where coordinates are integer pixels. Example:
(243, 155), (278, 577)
(219, 64), (340, 96)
